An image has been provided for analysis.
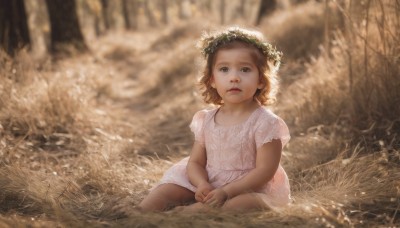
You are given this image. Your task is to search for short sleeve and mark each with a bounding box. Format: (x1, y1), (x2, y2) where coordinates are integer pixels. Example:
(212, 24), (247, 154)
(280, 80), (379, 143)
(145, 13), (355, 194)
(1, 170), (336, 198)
(189, 110), (207, 145)
(255, 114), (290, 149)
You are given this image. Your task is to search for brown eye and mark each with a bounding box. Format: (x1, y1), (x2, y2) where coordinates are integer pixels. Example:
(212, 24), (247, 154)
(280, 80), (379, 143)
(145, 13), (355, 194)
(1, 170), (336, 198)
(241, 67), (251, 73)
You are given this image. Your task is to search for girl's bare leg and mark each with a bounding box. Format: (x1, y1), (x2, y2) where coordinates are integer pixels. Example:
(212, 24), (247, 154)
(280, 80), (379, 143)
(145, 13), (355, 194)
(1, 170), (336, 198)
(139, 184), (195, 211)
(222, 193), (268, 211)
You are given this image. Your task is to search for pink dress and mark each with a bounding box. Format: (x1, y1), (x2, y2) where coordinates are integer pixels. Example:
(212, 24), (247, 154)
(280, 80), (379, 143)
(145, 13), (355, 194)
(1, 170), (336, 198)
(156, 106), (291, 209)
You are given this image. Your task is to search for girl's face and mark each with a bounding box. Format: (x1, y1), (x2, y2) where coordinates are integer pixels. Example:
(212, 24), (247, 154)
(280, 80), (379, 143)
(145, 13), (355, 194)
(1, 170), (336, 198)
(211, 47), (264, 106)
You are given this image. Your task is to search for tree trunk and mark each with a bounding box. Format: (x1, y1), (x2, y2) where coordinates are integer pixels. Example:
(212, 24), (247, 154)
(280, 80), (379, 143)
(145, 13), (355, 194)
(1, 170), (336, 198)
(200, 0), (211, 11)
(238, 0), (246, 18)
(122, 0), (131, 29)
(101, 0), (111, 30)
(160, 0), (169, 25)
(143, 1), (157, 27)
(84, 0), (103, 37)
(94, 13), (102, 36)
(130, 0), (139, 30)
(0, 0), (30, 56)
(178, 0), (184, 19)
(45, 0), (88, 56)
(220, 0), (225, 24)
(178, 0), (191, 19)
(255, 0), (276, 25)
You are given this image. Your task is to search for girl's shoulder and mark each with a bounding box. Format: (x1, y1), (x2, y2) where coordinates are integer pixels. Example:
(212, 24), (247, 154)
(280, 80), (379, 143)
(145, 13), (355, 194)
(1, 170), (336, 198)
(193, 107), (219, 119)
(191, 107), (219, 125)
(254, 107), (291, 147)
(257, 107), (282, 122)
(254, 107), (289, 131)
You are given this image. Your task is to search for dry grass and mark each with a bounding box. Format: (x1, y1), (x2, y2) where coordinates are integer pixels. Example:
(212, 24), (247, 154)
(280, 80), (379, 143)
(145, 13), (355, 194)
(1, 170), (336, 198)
(260, 1), (328, 61)
(0, 1), (399, 227)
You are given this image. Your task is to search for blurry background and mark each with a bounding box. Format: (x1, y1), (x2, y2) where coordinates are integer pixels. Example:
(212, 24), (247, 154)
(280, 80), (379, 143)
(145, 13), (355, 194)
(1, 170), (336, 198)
(0, 0), (399, 227)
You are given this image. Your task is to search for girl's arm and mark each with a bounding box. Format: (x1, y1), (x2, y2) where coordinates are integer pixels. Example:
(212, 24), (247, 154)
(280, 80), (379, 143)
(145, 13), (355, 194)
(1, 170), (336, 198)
(221, 139), (282, 199)
(187, 141), (208, 186)
(187, 141), (213, 202)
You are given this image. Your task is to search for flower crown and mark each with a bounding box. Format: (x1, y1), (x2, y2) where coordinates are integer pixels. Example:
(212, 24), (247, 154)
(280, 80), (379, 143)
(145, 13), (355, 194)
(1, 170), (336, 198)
(198, 27), (282, 67)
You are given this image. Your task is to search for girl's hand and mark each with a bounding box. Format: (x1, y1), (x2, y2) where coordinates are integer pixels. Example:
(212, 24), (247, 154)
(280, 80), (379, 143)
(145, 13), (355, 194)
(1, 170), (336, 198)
(195, 182), (214, 202)
(204, 188), (228, 208)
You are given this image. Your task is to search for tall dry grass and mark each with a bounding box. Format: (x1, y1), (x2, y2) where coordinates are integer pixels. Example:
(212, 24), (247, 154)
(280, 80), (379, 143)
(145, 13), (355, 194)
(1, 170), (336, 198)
(277, 0), (399, 148)
(0, 47), (145, 225)
(274, 0), (399, 225)
(261, 1), (327, 61)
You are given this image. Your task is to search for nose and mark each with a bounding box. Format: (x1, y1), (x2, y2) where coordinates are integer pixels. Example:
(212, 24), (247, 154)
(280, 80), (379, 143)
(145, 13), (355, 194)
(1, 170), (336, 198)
(230, 71), (240, 83)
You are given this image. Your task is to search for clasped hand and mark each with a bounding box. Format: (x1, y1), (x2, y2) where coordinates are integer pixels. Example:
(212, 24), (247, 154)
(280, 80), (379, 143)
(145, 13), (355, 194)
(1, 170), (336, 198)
(195, 182), (228, 208)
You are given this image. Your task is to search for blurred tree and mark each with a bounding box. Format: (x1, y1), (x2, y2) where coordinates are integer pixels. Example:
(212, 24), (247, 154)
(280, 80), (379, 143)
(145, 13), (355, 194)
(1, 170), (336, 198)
(45, 0), (88, 56)
(101, 0), (111, 30)
(177, 0), (191, 19)
(198, 0), (211, 12)
(83, 0), (104, 36)
(160, 0), (169, 24)
(130, 0), (140, 30)
(220, 0), (225, 24)
(122, 0), (131, 29)
(0, 0), (30, 56)
(237, 0), (246, 18)
(143, 1), (157, 26)
(256, 0), (277, 25)
(122, 0), (140, 30)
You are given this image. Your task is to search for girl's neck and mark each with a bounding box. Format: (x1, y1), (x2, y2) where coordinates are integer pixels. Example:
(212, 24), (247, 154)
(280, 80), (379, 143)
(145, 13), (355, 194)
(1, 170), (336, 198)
(219, 100), (260, 115)
(215, 100), (260, 126)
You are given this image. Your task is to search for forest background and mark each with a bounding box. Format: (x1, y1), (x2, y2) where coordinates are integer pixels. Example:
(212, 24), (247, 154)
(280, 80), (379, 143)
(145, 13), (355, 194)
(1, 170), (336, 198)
(0, 0), (399, 227)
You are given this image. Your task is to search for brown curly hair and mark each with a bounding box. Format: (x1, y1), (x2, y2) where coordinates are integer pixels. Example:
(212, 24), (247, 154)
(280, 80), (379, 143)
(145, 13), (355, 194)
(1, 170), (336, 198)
(197, 27), (281, 106)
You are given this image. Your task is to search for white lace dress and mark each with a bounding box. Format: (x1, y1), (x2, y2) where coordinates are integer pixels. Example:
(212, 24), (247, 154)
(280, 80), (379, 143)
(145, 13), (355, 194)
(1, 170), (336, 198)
(155, 106), (292, 209)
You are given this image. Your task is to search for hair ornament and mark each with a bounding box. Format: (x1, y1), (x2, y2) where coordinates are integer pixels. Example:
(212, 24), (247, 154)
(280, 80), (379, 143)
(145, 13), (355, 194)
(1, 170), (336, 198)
(198, 27), (282, 67)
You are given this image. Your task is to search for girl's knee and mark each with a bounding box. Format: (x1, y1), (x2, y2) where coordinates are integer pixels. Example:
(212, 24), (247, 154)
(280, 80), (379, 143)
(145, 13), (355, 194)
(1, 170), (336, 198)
(221, 194), (267, 211)
(139, 184), (195, 211)
(221, 200), (242, 211)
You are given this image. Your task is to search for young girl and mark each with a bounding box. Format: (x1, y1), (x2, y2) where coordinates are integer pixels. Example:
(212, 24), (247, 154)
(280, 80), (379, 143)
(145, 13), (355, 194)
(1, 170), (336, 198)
(139, 27), (291, 212)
